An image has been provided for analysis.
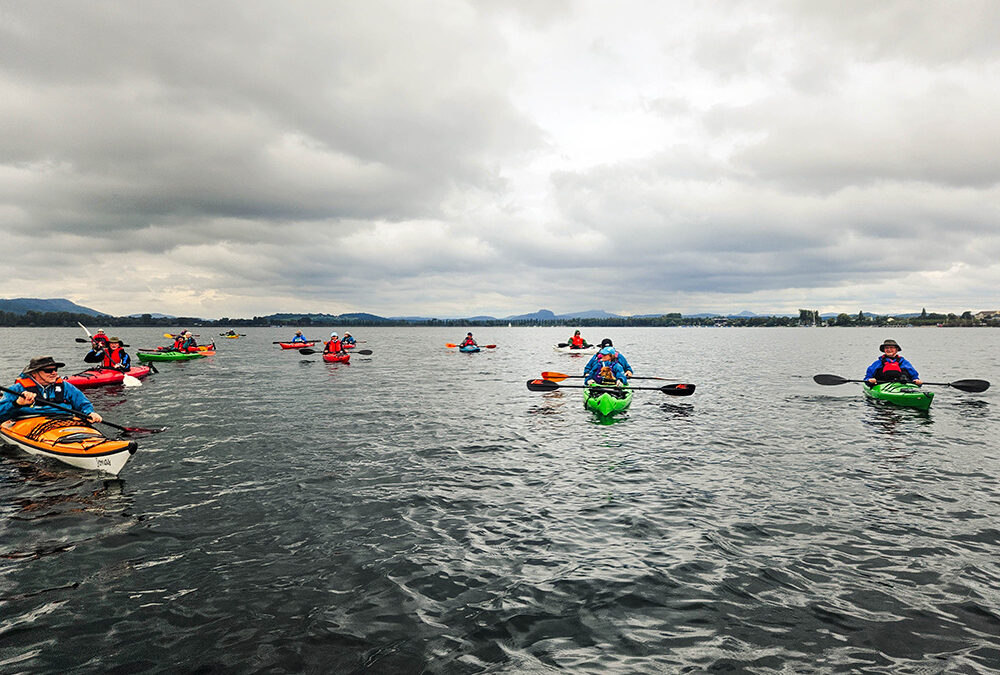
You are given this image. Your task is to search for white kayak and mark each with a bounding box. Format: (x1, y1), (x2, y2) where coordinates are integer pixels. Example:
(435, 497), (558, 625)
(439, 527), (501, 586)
(553, 344), (598, 354)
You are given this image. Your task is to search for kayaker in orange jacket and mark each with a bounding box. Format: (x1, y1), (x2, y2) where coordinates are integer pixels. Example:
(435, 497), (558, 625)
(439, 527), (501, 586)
(567, 330), (590, 349)
(324, 332), (344, 354)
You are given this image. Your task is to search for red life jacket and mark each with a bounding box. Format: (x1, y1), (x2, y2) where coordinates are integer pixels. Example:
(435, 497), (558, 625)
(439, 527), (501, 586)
(15, 375), (66, 403)
(173, 337), (185, 350)
(570, 335), (584, 348)
(101, 347), (127, 369)
(875, 356), (907, 381)
(325, 339), (342, 353)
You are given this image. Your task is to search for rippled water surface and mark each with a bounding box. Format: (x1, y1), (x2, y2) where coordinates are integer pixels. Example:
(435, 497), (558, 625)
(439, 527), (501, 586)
(1, 326), (998, 672)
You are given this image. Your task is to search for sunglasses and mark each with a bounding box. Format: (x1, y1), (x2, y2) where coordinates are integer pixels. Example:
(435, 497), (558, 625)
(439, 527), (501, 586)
(39, 368), (59, 374)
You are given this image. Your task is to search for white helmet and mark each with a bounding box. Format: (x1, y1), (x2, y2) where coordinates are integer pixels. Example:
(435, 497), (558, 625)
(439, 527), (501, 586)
(330, 332), (338, 338)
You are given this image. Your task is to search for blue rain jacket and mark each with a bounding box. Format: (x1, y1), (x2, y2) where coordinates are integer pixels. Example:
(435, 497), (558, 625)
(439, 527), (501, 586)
(0, 377), (95, 422)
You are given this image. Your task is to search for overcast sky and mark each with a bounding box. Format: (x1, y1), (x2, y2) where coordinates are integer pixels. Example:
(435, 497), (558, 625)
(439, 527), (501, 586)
(2, 1), (998, 318)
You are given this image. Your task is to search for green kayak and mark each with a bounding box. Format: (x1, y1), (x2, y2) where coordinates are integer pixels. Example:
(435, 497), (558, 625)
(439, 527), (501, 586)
(583, 383), (633, 416)
(136, 351), (207, 363)
(863, 382), (934, 410)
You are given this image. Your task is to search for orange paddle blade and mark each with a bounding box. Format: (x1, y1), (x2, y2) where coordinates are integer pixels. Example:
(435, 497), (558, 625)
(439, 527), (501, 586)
(445, 343), (458, 348)
(483, 344), (497, 349)
(540, 371), (570, 382)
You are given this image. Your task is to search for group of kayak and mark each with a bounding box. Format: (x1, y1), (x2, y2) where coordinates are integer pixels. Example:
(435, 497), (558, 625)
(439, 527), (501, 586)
(532, 334), (990, 417)
(274, 331), (360, 363)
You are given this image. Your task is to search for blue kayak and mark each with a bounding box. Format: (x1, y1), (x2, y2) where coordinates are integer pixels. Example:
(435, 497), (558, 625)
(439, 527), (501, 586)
(459, 345), (480, 353)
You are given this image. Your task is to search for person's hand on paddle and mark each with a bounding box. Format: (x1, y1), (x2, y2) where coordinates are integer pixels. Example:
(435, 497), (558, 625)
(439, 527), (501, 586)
(16, 390), (35, 406)
(867, 377), (877, 385)
(87, 412), (103, 424)
(913, 379), (923, 385)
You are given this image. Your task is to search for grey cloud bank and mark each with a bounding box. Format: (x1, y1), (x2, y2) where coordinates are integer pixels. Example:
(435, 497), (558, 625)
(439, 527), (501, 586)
(1, 1), (998, 318)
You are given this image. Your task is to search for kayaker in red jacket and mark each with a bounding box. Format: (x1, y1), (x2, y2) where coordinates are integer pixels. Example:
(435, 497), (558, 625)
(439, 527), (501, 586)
(567, 330), (590, 349)
(460, 333), (477, 347)
(866, 339), (922, 385)
(324, 332), (344, 354)
(91, 329), (110, 351)
(87, 337), (132, 371)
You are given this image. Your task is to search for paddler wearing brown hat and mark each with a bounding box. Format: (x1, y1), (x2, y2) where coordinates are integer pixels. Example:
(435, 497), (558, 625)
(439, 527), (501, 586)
(0, 356), (103, 423)
(865, 339), (922, 385)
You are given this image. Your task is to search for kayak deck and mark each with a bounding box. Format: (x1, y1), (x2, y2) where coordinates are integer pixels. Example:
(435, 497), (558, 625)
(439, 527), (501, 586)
(1, 416), (137, 475)
(863, 382), (934, 410)
(583, 383), (633, 416)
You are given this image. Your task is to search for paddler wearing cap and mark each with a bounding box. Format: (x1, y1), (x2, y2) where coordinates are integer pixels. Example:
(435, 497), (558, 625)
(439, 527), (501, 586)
(583, 338), (633, 379)
(584, 347), (629, 386)
(0, 356), (102, 423)
(323, 332), (344, 355)
(866, 339), (922, 385)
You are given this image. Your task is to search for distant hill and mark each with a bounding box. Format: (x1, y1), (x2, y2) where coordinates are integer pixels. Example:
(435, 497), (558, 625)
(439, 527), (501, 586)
(0, 297), (108, 316)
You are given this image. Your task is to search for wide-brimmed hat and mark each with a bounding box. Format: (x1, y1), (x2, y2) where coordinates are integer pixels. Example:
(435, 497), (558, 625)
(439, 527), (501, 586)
(108, 336), (122, 343)
(879, 339), (901, 352)
(24, 355), (66, 374)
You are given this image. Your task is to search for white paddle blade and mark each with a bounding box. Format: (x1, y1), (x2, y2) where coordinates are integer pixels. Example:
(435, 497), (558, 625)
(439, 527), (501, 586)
(123, 374), (142, 387)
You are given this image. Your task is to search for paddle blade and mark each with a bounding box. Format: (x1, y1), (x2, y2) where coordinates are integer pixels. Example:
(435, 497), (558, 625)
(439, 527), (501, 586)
(75, 337), (91, 343)
(298, 348), (319, 355)
(114, 424), (165, 436)
(661, 383), (696, 396)
(483, 345), (497, 349)
(122, 374), (142, 387)
(355, 349), (373, 355)
(948, 379), (991, 393)
(813, 374), (851, 386)
(540, 371), (572, 382)
(526, 379), (560, 392)
(445, 343), (458, 348)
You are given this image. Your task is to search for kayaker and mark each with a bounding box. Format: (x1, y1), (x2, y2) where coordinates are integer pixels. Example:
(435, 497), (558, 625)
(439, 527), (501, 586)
(342, 332), (357, 346)
(567, 330), (590, 349)
(584, 348), (629, 386)
(171, 333), (187, 351)
(87, 336), (132, 372)
(866, 339), (922, 385)
(291, 331), (308, 343)
(0, 356), (102, 424)
(460, 333), (477, 347)
(181, 332), (199, 351)
(324, 332), (344, 354)
(91, 329), (110, 351)
(584, 338), (633, 378)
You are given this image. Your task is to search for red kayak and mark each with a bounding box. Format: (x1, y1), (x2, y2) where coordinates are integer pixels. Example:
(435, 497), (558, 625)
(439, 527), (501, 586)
(65, 366), (153, 388)
(323, 352), (351, 363)
(279, 342), (315, 349)
(342, 343), (356, 349)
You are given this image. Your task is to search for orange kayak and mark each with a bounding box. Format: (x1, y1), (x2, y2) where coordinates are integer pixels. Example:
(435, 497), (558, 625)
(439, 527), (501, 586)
(0, 416), (137, 475)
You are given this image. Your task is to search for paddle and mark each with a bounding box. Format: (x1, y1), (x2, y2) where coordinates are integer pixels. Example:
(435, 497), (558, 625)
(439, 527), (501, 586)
(446, 343), (497, 349)
(272, 340), (321, 344)
(297, 348), (373, 356)
(163, 333), (199, 338)
(526, 379), (696, 396)
(541, 370), (676, 382)
(219, 333), (246, 336)
(555, 342), (592, 349)
(75, 338), (131, 347)
(0, 385), (163, 435)
(813, 374), (990, 393)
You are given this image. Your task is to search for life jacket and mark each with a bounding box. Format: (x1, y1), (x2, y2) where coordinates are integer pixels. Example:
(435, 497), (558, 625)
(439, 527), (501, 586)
(461, 338), (475, 346)
(183, 338), (198, 350)
(173, 337), (185, 350)
(101, 347), (127, 369)
(570, 335), (584, 348)
(14, 376), (65, 404)
(874, 356), (908, 382)
(325, 339), (342, 353)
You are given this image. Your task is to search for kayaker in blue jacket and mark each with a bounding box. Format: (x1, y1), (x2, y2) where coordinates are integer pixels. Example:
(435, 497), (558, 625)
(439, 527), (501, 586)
(291, 331), (308, 343)
(584, 348), (629, 386)
(0, 356), (102, 423)
(86, 336), (132, 371)
(866, 339), (922, 385)
(342, 333), (357, 346)
(584, 338), (632, 377)
(182, 332), (199, 351)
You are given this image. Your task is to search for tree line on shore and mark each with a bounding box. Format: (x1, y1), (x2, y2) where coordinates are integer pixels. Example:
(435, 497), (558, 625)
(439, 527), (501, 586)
(1, 308), (997, 328)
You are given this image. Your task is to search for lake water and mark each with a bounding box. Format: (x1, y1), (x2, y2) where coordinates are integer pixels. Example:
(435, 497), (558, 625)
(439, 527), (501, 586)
(1, 326), (998, 672)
